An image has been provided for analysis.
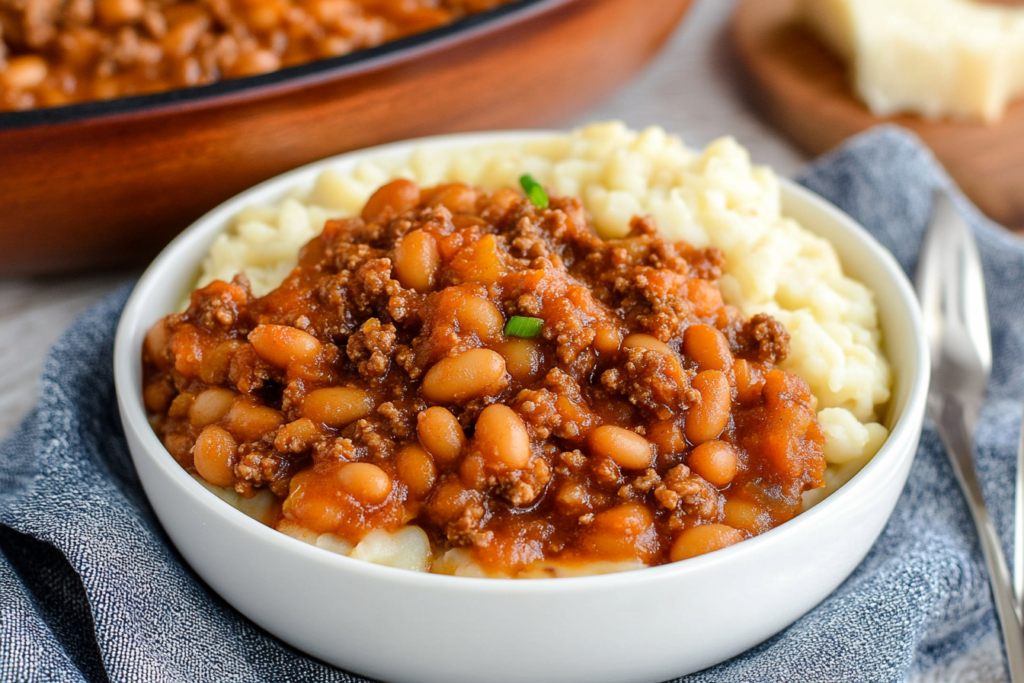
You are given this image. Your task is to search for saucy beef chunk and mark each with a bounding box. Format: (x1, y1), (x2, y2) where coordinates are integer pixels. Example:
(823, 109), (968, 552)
(142, 178), (827, 575)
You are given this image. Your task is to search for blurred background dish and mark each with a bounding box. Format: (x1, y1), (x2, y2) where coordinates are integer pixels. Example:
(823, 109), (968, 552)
(0, 0), (694, 275)
(0, 0), (519, 111)
(732, 0), (1024, 231)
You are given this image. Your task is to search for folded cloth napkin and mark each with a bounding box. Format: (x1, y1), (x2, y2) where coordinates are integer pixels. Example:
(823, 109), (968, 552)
(2, 126), (1023, 683)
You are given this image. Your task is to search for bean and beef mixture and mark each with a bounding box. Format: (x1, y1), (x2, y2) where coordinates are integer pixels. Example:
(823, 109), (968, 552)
(0, 0), (512, 110)
(142, 179), (827, 575)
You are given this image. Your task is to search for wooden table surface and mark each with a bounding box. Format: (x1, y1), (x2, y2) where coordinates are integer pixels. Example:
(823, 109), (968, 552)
(0, 0), (1003, 679)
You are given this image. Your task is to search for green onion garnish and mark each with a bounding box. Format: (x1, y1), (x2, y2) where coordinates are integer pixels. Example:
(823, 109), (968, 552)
(519, 174), (549, 209)
(504, 316), (544, 339)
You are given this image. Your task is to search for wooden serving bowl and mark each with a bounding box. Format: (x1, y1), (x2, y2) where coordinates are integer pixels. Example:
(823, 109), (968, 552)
(0, 0), (693, 275)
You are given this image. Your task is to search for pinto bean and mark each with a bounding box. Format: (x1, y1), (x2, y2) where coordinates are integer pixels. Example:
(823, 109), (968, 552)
(421, 348), (507, 404)
(223, 398), (284, 442)
(361, 179), (420, 222)
(337, 462), (392, 505)
(248, 324), (321, 367)
(188, 387), (237, 428)
(687, 440), (738, 487)
(683, 323), (733, 372)
(588, 426), (654, 470)
(456, 295), (504, 343)
(580, 503), (657, 562)
(685, 370), (731, 445)
(473, 404), (530, 470)
(621, 333), (672, 355)
(193, 425), (236, 487)
(396, 444), (437, 497)
(416, 407), (466, 467)
(670, 524), (744, 562)
(393, 229), (440, 293)
(592, 324), (623, 355)
(1, 56), (47, 90)
(495, 338), (543, 382)
(303, 387), (373, 428)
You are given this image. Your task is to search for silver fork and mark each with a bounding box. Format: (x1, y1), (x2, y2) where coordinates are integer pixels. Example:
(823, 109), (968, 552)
(1015, 405), (1024, 621)
(916, 191), (1024, 680)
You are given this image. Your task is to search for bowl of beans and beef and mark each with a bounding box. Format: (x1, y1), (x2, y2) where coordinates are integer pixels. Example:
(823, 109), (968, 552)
(114, 124), (929, 682)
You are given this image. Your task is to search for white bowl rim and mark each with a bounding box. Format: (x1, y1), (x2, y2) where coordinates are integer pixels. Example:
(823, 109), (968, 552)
(113, 128), (930, 593)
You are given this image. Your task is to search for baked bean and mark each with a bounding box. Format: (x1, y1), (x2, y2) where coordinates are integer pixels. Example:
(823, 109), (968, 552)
(223, 398), (284, 441)
(248, 324), (321, 367)
(495, 338), (543, 382)
(143, 318), (171, 367)
(646, 419), (686, 456)
(393, 229), (440, 293)
(421, 348), (508, 404)
(416, 407), (466, 466)
(621, 333), (672, 356)
(198, 340), (242, 385)
(733, 359), (765, 405)
(303, 387), (372, 428)
(143, 379), (176, 413)
(362, 179), (421, 223)
(193, 425), (236, 487)
(554, 481), (592, 516)
(163, 432), (193, 464)
(1, 56), (48, 90)
(588, 425), (653, 470)
(687, 440), (738, 487)
(670, 524), (744, 562)
(580, 503), (657, 562)
(685, 370), (731, 444)
(274, 418), (321, 453)
(396, 444), (437, 497)
(188, 387), (237, 428)
(723, 498), (770, 535)
(424, 183), (477, 214)
(456, 295), (504, 342)
(473, 404), (531, 470)
(96, 0), (144, 25)
(167, 391), (195, 419)
(231, 49), (280, 77)
(593, 323), (622, 355)
(337, 462), (392, 505)
(683, 323), (733, 372)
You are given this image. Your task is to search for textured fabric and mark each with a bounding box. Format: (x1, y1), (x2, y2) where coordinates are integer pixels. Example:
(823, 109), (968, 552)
(2, 126), (1022, 683)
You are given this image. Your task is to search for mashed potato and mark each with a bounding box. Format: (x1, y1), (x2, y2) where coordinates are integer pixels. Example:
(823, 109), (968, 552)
(195, 122), (891, 572)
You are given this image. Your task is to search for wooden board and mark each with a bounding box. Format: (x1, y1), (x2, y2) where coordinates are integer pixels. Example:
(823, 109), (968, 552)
(732, 0), (1024, 230)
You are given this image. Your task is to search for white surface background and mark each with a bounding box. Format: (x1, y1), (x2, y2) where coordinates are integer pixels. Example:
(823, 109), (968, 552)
(0, 0), (1004, 679)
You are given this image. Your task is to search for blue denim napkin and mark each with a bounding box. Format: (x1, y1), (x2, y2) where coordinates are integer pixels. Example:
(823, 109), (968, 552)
(3, 126), (1023, 683)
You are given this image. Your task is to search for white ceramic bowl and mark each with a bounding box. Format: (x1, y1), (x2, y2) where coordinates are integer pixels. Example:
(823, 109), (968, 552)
(114, 131), (929, 683)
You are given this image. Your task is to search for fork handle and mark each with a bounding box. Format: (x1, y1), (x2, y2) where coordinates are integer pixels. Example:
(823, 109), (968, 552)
(933, 394), (1024, 681)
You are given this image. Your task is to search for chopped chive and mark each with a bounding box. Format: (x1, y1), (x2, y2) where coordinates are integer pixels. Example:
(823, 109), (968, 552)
(519, 174), (549, 209)
(504, 315), (544, 339)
